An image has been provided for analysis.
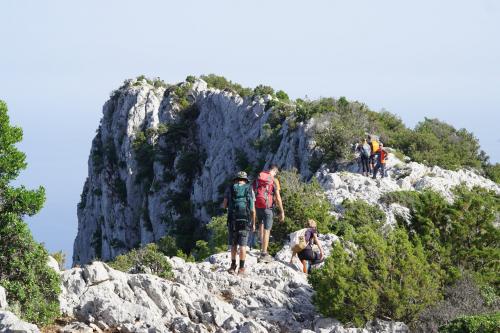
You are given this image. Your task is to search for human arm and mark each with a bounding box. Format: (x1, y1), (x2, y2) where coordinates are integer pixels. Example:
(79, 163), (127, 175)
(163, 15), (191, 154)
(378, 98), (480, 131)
(290, 251), (296, 263)
(274, 179), (285, 222)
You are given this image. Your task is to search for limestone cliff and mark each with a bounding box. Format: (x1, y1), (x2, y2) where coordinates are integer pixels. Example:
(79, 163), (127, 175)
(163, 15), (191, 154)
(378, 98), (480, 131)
(74, 77), (316, 265)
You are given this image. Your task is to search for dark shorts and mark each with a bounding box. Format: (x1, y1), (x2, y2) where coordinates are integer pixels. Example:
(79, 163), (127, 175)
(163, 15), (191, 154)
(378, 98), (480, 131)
(298, 247), (324, 265)
(256, 208), (273, 230)
(228, 228), (249, 247)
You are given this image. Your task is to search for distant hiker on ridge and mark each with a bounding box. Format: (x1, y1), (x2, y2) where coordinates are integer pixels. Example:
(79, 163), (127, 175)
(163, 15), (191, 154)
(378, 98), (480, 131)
(357, 138), (371, 176)
(253, 164), (284, 263)
(373, 142), (388, 179)
(222, 171), (256, 276)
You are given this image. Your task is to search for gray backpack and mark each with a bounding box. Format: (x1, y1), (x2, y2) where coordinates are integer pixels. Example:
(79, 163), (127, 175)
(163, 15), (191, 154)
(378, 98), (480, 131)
(362, 143), (371, 158)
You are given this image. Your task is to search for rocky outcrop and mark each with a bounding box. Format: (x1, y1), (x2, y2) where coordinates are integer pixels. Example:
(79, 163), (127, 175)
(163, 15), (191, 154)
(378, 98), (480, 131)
(74, 78), (316, 265)
(0, 286), (40, 333)
(317, 152), (500, 226)
(60, 245), (408, 333)
(0, 311), (40, 333)
(0, 286), (6, 310)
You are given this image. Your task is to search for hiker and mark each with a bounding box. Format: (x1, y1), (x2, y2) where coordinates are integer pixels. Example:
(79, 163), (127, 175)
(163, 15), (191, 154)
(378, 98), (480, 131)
(289, 219), (324, 274)
(368, 135), (379, 171)
(222, 171), (256, 275)
(357, 138), (371, 176)
(253, 164), (285, 263)
(372, 143), (388, 179)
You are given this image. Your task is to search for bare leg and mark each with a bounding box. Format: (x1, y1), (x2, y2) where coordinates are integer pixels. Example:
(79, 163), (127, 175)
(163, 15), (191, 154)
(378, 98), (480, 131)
(231, 245), (237, 261)
(259, 223), (265, 252)
(239, 245), (246, 262)
(262, 229), (271, 254)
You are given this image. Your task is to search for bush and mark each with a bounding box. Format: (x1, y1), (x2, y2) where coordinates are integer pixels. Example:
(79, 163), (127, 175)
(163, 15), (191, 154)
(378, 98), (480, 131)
(200, 74), (253, 97)
(0, 100), (61, 325)
(484, 163), (500, 184)
(253, 84), (275, 97)
(438, 313), (500, 333)
(396, 118), (485, 171)
(206, 214), (228, 254)
(108, 243), (173, 279)
(332, 200), (386, 238)
(51, 251), (66, 270)
(309, 227), (441, 326)
(414, 275), (495, 333)
(271, 170), (334, 248)
(276, 90), (290, 101)
(381, 187), (500, 286)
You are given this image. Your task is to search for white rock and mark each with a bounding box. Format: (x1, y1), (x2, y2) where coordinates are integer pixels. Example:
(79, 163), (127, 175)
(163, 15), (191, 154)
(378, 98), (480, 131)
(0, 311), (39, 333)
(47, 256), (60, 273)
(0, 286), (6, 310)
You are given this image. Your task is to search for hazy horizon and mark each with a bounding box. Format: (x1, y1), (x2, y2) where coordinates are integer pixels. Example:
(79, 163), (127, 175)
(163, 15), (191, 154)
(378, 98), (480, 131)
(1, 0), (499, 264)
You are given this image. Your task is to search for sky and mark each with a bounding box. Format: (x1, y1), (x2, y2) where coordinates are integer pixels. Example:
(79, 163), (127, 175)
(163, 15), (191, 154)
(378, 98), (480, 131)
(1, 0), (499, 266)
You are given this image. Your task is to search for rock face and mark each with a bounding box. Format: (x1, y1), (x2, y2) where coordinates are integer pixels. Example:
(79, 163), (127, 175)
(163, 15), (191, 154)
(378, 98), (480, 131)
(60, 247), (408, 333)
(74, 77), (500, 265)
(0, 286), (6, 310)
(0, 311), (40, 333)
(74, 78), (316, 265)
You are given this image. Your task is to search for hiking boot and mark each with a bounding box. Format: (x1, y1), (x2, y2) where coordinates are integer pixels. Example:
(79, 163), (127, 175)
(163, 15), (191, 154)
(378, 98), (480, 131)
(259, 253), (273, 263)
(237, 267), (247, 277)
(227, 265), (237, 275)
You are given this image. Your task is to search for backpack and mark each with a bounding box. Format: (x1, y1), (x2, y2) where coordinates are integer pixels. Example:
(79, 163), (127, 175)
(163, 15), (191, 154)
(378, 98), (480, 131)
(290, 228), (308, 253)
(371, 140), (379, 154)
(253, 171), (275, 209)
(228, 183), (252, 231)
(362, 143), (371, 158)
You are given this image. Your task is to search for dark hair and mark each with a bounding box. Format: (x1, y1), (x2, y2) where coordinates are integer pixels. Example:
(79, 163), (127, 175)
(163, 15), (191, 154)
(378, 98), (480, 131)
(270, 164), (279, 171)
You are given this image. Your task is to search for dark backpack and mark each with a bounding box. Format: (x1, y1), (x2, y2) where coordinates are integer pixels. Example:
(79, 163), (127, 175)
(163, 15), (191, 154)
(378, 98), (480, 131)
(228, 183), (252, 231)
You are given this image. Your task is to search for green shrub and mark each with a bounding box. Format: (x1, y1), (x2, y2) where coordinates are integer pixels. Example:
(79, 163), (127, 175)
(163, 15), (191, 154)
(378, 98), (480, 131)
(331, 200), (386, 238)
(276, 90), (290, 101)
(200, 74), (253, 97)
(0, 100), (61, 325)
(108, 243), (173, 279)
(484, 163), (500, 184)
(381, 187), (500, 286)
(309, 227), (442, 326)
(253, 84), (275, 97)
(207, 214), (228, 254)
(271, 170), (334, 246)
(51, 251), (66, 270)
(438, 313), (500, 333)
(157, 235), (178, 257)
(397, 118), (485, 171)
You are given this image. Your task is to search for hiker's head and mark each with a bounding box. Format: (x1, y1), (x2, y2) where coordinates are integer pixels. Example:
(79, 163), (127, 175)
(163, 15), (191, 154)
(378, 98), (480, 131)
(233, 171), (249, 183)
(307, 219), (317, 229)
(269, 164), (279, 176)
(380, 143), (384, 148)
(367, 135), (371, 141)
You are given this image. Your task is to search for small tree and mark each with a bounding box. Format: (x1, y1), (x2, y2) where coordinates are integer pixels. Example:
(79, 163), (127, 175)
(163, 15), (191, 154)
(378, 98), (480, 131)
(0, 100), (61, 325)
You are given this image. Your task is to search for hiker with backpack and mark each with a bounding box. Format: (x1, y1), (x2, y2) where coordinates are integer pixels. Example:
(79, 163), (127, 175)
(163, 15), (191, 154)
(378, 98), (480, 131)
(368, 135), (379, 171)
(372, 143), (388, 179)
(222, 171), (256, 276)
(357, 138), (371, 176)
(253, 164), (284, 263)
(289, 219), (324, 274)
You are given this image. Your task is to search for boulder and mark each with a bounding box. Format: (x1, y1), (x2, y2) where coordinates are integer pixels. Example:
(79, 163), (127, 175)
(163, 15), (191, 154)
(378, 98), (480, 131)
(0, 286), (6, 310)
(0, 311), (39, 333)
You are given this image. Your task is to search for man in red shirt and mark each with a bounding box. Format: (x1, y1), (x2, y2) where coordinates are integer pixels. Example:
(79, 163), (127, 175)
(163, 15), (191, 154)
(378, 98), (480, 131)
(372, 143), (388, 179)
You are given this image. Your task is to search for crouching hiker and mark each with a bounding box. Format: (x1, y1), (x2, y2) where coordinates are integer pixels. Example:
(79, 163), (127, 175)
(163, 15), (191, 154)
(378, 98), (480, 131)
(290, 219), (324, 274)
(222, 171), (256, 276)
